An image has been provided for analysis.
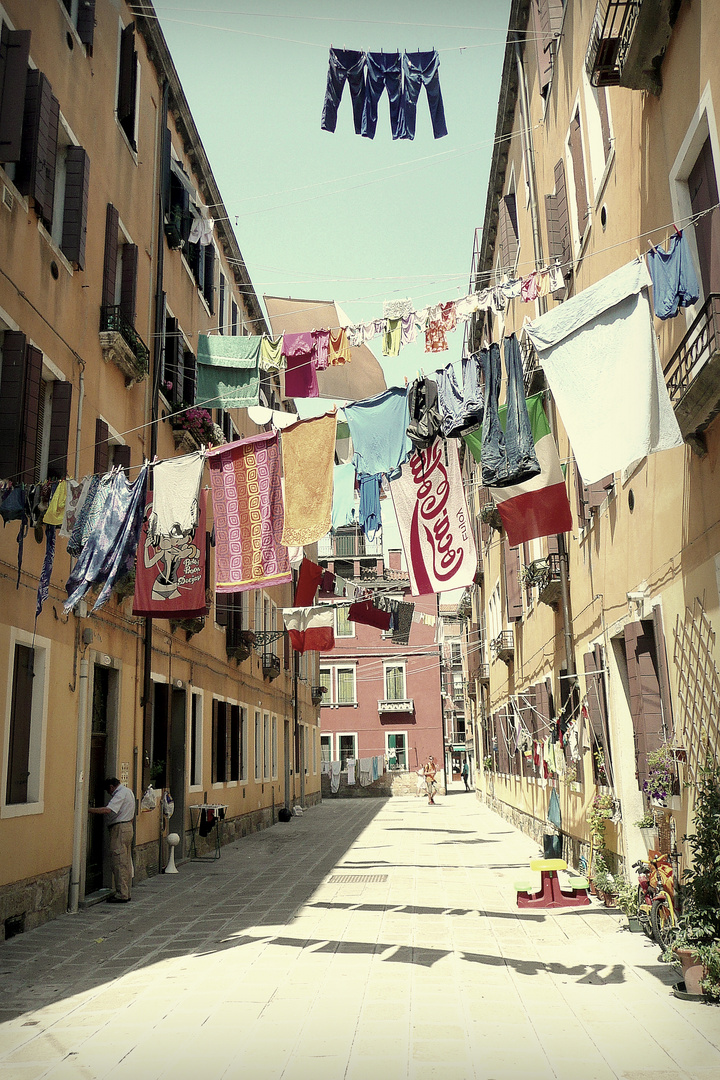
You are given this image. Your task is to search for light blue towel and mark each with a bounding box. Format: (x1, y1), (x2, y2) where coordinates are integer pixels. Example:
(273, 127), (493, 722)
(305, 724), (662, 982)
(344, 386), (412, 479)
(332, 462), (357, 529)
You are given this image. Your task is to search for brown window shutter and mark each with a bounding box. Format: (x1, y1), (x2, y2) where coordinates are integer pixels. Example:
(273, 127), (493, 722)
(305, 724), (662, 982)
(522, 541), (532, 604)
(164, 316), (178, 399)
(19, 344), (43, 483)
(119, 243), (138, 326)
(61, 145), (90, 269)
(204, 530), (211, 592)
(546, 533), (560, 557)
(0, 330), (26, 477)
(497, 195), (518, 273)
(624, 620), (665, 791)
(545, 191), (560, 261)
(211, 698), (219, 783)
(17, 71), (59, 229)
(651, 605), (674, 742)
(569, 111), (589, 239)
(172, 329), (184, 408)
(0, 26), (30, 164)
(229, 703), (240, 782)
(182, 350), (197, 406)
(217, 701), (227, 782)
(47, 380), (72, 479)
(586, 474), (614, 511)
(218, 273), (225, 332)
(504, 535), (523, 621)
(284, 625), (290, 670)
(6, 643), (34, 804)
(553, 159), (571, 271)
(94, 417), (109, 474)
(101, 203), (120, 310)
(77, 0), (96, 54)
(215, 591), (229, 626)
(113, 443), (131, 475)
(204, 246), (215, 313)
(479, 485), (491, 545)
(231, 300), (238, 336)
(117, 23), (137, 147)
(574, 458), (590, 525)
(597, 87), (612, 162)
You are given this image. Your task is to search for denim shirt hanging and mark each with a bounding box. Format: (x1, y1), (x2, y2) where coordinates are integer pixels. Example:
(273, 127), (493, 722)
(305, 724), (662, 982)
(480, 335), (541, 487)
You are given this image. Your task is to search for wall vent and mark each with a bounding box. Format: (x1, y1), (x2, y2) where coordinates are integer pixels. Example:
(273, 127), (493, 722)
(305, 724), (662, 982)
(2, 186), (14, 212)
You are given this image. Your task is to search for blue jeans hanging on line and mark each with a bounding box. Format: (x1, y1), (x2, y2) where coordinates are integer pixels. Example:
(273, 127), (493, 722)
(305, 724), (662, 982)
(399, 50), (447, 140)
(321, 49), (367, 134)
(480, 336), (541, 487)
(362, 52), (403, 140)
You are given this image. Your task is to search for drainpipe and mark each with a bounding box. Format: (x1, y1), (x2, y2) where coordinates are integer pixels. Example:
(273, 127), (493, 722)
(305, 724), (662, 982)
(68, 647), (90, 913)
(73, 362), (85, 480)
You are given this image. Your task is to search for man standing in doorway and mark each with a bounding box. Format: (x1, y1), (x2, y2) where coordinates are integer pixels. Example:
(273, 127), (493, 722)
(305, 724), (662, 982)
(89, 777), (135, 903)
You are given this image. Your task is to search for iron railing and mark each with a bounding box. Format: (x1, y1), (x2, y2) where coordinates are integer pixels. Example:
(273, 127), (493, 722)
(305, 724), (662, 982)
(490, 630), (514, 660)
(99, 305), (150, 375)
(378, 698), (414, 713)
(663, 293), (720, 405)
(585, 0), (640, 87)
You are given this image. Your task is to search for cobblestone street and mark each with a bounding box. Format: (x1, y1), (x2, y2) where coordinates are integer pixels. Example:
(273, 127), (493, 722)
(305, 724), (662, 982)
(1, 794), (719, 1080)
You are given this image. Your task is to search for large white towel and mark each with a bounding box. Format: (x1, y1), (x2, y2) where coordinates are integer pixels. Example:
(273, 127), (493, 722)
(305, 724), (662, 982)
(151, 451), (205, 536)
(525, 259), (683, 484)
(330, 759), (341, 794)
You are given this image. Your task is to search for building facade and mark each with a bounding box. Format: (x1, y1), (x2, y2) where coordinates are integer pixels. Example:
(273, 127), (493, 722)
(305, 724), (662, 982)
(465, 0), (720, 879)
(0, 0), (320, 937)
(317, 530), (445, 794)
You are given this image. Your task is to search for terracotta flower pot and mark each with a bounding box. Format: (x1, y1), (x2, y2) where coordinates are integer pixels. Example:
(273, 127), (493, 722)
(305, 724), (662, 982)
(589, 881), (598, 896)
(603, 891), (616, 907)
(675, 948), (706, 997)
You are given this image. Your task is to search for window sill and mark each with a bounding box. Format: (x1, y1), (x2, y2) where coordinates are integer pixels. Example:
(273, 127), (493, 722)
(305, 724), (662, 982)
(188, 785), (203, 793)
(115, 117), (139, 163)
(1, 800), (44, 818)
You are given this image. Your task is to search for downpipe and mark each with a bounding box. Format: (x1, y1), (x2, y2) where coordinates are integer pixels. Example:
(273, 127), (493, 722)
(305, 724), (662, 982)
(68, 652), (90, 913)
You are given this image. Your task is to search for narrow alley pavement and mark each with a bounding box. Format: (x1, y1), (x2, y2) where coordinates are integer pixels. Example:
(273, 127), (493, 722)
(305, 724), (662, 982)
(1, 793), (719, 1080)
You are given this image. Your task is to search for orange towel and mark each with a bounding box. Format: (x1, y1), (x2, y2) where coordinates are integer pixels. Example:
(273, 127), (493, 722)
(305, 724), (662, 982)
(329, 327), (351, 365)
(281, 412), (337, 547)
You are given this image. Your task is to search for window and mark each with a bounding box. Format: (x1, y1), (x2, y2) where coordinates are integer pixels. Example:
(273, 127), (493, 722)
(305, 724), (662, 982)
(163, 316), (193, 409)
(218, 273), (226, 333)
(272, 716), (278, 779)
(58, 0), (96, 52)
(336, 606), (354, 637)
(3, 635), (49, 810)
(231, 300), (238, 336)
(239, 706), (248, 781)
(303, 724), (309, 774)
(263, 712), (270, 780)
(189, 691), (202, 788)
(497, 190), (519, 276)
(583, 75), (613, 201)
(532, 0), (564, 101)
(264, 597), (271, 633)
(386, 732), (407, 770)
(117, 21), (139, 150)
(210, 700), (245, 786)
(567, 107), (590, 249)
(337, 667), (356, 705)
(254, 709), (262, 781)
(229, 704), (241, 782)
(254, 591), (263, 633)
(337, 734), (357, 768)
(451, 642), (462, 666)
(101, 204), (139, 331)
(319, 667), (332, 701)
(312, 727), (317, 774)
(452, 673), (464, 699)
(321, 734), (332, 762)
(211, 699), (227, 784)
(384, 664), (406, 701)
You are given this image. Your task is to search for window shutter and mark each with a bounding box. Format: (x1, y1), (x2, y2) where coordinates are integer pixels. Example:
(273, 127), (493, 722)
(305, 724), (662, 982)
(161, 127), (171, 209)
(117, 23), (137, 146)
(284, 626), (290, 670)
(215, 591), (229, 626)
(651, 605), (674, 742)
(586, 474), (614, 510)
(190, 241), (204, 291)
(532, 0), (563, 99)
(497, 195), (518, 274)
(0, 330), (26, 478)
(182, 350), (197, 406)
(204, 530), (211, 592)
(61, 145), (90, 269)
(19, 344), (43, 483)
(217, 701), (227, 782)
(101, 203), (120, 310)
(211, 698), (219, 783)
(574, 457), (590, 525)
(204, 246), (215, 313)
(119, 243), (138, 326)
(164, 317), (179, 400)
(479, 485), (491, 545)
(94, 417), (109, 474)
(47, 380), (72, 479)
(229, 703), (240, 782)
(113, 443), (131, 475)
(624, 620), (665, 792)
(546, 533), (560, 557)
(551, 158), (572, 281)
(172, 330), (184, 408)
(0, 25), (30, 164)
(219, 273), (225, 332)
(7, 644), (34, 804)
(77, 0), (96, 53)
(597, 87), (612, 162)
(231, 300), (238, 336)
(504, 535), (523, 621)
(17, 70), (59, 229)
(569, 111), (589, 239)
(583, 647), (607, 752)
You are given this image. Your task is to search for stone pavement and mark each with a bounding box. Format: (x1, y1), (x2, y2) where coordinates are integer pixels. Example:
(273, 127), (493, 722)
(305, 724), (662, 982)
(1, 792), (719, 1080)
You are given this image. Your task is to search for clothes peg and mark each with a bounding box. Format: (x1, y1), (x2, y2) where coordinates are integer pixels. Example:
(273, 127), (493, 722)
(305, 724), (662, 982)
(403, 375), (408, 387)
(647, 238), (657, 254)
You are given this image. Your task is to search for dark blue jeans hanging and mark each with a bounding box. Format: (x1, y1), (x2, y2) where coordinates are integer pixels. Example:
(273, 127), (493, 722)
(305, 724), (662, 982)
(399, 50), (447, 140)
(480, 336), (540, 487)
(362, 52), (403, 140)
(321, 49), (367, 134)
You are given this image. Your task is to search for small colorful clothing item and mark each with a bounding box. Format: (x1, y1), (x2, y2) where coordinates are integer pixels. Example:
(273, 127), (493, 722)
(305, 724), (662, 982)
(43, 480), (67, 526)
(60, 477), (93, 540)
(382, 318), (402, 357)
(283, 332), (319, 398)
(401, 313), (417, 346)
(259, 335), (285, 371)
(425, 319), (448, 353)
(455, 293), (481, 320)
(329, 327), (351, 365)
(521, 272), (540, 302)
(537, 269), (551, 297)
(438, 300), (457, 332)
(313, 329), (330, 371)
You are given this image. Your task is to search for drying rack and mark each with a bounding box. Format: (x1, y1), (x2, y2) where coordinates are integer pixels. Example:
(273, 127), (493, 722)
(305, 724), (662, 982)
(189, 803), (228, 860)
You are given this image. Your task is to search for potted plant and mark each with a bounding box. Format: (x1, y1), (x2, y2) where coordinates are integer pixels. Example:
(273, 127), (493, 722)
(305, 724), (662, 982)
(483, 754), (493, 772)
(615, 876), (642, 931)
(663, 749), (720, 999)
(587, 792), (614, 894)
(634, 810), (658, 849)
(169, 405), (222, 450)
(644, 741), (679, 808)
(594, 747), (609, 786)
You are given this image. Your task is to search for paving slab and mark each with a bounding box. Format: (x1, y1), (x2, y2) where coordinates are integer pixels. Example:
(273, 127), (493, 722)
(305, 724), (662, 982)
(1, 792), (719, 1079)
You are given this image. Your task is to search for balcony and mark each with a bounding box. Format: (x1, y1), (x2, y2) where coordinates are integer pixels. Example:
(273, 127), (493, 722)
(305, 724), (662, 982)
(522, 554), (566, 609)
(226, 628), (255, 663)
(261, 652), (281, 680)
(378, 698), (414, 715)
(311, 685), (328, 706)
(664, 294), (720, 454)
(490, 630), (514, 665)
(585, 1), (678, 95)
(478, 663), (490, 684)
(99, 305), (150, 385)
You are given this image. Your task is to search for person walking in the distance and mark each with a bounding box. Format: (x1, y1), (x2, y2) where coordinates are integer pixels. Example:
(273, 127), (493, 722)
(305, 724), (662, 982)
(462, 760), (470, 791)
(89, 777), (135, 903)
(423, 755), (438, 805)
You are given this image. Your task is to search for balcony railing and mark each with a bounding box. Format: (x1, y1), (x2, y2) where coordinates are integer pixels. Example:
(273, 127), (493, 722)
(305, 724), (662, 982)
(261, 652), (281, 680)
(585, 1), (639, 87)
(490, 630), (514, 664)
(99, 305), (150, 383)
(478, 663), (490, 683)
(664, 294), (720, 450)
(378, 698), (414, 714)
(586, 0), (677, 95)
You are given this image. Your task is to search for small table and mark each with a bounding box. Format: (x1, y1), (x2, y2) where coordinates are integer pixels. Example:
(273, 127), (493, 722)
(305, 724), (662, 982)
(516, 858), (590, 909)
(189, 803), (228, 860)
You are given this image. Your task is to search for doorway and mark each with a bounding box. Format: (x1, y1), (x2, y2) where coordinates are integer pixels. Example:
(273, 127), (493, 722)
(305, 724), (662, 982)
(284, 720), (291, 809)
(85, 664), (119, 896)
(168, 687), (187, 857)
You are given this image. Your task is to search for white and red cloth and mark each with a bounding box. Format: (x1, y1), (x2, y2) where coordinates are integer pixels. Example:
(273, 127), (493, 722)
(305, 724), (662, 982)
(282, 606), (335, 653)
(390, 438), (476, 596)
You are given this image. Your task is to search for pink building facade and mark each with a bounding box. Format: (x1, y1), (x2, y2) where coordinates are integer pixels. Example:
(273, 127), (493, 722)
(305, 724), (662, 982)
(317, 541), (445, 786)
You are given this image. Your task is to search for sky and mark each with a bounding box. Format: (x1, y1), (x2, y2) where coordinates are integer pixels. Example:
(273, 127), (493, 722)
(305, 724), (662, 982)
(154, 0), (511, 576)
(154, 0), (512, 388)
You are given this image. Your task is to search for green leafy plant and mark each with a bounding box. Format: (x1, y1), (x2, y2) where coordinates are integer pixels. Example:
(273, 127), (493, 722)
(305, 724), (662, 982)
(644, 740), (677, 803)
(587, 791), (615, 842)
(663, 748), (720, 997)
(614, 875), (639, 918)
(483, 755), (493, 771)
(634, 811), (657, 829)
(594, 747), (609, 785)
